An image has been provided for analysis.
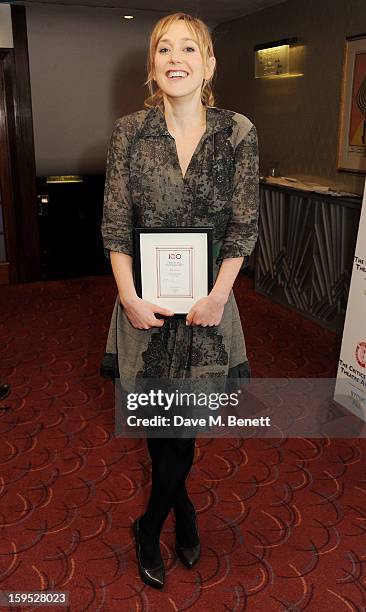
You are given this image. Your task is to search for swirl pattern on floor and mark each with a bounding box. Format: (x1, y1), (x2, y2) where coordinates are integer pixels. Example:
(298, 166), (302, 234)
(1, 274), (365, 611)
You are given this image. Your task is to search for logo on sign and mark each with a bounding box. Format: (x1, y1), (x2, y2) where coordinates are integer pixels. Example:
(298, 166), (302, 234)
(355, 341), (366, 369)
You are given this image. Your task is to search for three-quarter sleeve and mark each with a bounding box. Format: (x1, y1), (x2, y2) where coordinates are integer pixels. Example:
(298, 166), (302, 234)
(218, 123), (259, 261)
(101, 118), (134, 258)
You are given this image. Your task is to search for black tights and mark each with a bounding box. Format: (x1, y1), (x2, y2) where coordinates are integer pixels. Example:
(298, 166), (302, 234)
(139, 437), (196, 566)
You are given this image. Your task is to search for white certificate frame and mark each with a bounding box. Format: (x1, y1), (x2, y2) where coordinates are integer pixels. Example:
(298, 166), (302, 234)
(133, 228), (213, 317)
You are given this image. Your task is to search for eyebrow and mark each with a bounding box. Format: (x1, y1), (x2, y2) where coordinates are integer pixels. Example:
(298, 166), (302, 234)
(158, 37), (198, 44)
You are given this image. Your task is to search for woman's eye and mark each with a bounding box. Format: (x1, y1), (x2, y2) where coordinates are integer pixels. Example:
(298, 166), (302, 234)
(158, 47), (169, 53)
(184, 46), (195, 52)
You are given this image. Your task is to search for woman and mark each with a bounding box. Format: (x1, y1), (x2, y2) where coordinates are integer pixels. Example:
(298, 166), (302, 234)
(101, 12), (259, 589)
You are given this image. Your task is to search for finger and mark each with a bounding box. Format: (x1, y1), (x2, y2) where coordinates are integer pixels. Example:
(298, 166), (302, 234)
(146, 301), (173, 316)
(156, 307), (175, 316)
(151, 314), (166, 326)
(191, 311), (200, 324)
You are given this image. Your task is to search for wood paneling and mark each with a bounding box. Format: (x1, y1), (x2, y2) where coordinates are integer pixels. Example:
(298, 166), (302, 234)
(6, 5), (40, 282)
(0, 6), (41, 283)
(0, 50), (17, 284)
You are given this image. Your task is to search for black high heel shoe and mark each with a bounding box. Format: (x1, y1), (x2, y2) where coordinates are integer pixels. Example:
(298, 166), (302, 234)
(132, 517), (165, 589)
(175, 507), (201, 569)
(0, 383), (10, 401)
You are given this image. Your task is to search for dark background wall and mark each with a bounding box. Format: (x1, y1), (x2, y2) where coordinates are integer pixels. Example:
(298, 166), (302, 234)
(26, 5), (160, 175)
(214, 0), (366, 195)
(25, 0), (366, 195)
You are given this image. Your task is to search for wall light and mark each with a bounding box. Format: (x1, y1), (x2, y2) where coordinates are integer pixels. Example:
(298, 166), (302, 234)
(254, 38), (302, 78)
(123, 15), (134, 19)
(46, 175), (83, 184)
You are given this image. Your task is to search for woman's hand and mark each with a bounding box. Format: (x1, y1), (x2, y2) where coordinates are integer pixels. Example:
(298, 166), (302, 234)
(121, 296), (174, 329)
(186, 295), (226, 327)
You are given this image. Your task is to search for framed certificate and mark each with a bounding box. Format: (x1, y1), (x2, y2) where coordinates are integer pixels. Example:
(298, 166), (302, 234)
(133, 228), (213, 318)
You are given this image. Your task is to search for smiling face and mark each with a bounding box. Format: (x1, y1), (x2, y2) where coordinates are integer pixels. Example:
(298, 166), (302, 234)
(152, 20), (215, 103)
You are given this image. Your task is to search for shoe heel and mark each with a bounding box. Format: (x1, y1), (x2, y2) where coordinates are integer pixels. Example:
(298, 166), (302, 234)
(132, 518), (165, 589)
(175, 511), (201, 569)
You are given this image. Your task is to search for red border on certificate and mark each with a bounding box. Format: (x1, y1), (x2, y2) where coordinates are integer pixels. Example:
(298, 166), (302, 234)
(156, 246), (194, 298)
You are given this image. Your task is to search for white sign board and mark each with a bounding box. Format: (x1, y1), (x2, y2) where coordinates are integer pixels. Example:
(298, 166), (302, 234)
(334, 180), (366, 420)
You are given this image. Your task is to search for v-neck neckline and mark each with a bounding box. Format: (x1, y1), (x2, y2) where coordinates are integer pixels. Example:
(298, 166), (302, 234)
(140, 106), (236, 180)
(172, 127), (208, 181)
(165, 109), (208, 181)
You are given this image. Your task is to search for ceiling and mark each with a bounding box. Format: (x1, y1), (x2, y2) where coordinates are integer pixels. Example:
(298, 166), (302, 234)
(14, 0), (287, 27)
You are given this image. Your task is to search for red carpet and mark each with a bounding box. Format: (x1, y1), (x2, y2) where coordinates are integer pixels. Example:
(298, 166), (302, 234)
(1, 274), (365, 611)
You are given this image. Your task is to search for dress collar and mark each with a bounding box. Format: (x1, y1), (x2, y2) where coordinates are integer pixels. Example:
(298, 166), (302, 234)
(140, 105), (235, 138)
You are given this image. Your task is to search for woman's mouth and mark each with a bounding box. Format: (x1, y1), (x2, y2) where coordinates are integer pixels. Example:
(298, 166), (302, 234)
(166, 70), (189, 79)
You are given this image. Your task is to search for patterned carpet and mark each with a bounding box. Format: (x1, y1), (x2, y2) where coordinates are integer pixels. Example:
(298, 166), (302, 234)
(1, 274), (365, 611)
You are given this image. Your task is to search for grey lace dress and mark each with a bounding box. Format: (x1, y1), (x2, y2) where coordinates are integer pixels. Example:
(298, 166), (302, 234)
(100, 106), (259, 389)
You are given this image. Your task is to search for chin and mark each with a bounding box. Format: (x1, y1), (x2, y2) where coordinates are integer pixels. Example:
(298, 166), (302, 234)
(161, 86), (201, 99)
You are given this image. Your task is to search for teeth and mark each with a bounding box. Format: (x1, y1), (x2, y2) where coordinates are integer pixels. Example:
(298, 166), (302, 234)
(167, 71), (188, 78)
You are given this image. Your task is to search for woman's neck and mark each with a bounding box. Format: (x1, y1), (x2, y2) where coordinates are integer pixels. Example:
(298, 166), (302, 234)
(163, 96), (206, 135)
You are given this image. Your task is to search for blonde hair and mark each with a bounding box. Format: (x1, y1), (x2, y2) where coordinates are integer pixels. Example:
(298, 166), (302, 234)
(144, 12), (216, 109)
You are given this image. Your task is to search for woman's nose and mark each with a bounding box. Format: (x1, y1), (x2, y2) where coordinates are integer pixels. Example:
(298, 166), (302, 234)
(168, 49), (182, 63)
